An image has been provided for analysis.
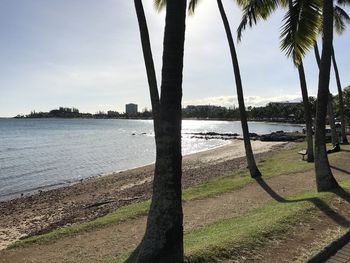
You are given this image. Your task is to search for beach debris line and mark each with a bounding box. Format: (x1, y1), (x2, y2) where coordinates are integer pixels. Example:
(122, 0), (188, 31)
(83, 196), (143, 209)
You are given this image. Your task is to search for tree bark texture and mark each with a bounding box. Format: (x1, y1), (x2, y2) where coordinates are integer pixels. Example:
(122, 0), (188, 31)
(298, 62), (314, 162)
(217, 0), (261, 178)
(332, 47), (348, 144)
(136, 0), (187, 262)
(314, 0), (339, 192)
(328, 94), (339, 146)
(134, 0), (160, 135)
(314, 43), (337, 149)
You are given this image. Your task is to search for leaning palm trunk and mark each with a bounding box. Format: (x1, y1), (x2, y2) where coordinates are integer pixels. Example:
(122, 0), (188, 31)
(298, 62), (314, 162)
(285, 0), (314, 162)
(314, 43), (338, 148)
(134, 0), (160, 134)
(314, 0), (339, 192)
(217, 0), (261, 178)
(332, 47), (348, 144)
(136, 0), (187, 261)
(328, 93), (339, 146)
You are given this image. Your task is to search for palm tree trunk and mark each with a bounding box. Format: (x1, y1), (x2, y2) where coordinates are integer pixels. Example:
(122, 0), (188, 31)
(136, 0), (187, 262)
(332, 46), (348, 144)
(134, 0), (160, 135)
(314, 42), (338, 148)
(314, 0), (338, 192)
(287, 0), (314, 162)
(217, 0), (261, 178)
(298, 61), (314, 162)
(328, 93), (339, 146)
(314, 42), (321, 66)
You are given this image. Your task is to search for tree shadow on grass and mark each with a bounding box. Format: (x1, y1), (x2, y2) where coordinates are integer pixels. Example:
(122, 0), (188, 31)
(255, 177), (350, 227)
(330, 165), (350, 176)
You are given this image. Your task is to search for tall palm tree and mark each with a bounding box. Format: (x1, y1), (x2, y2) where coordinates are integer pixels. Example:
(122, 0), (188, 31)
(133, 0), (187, 261)
(314, 0), (339, 191)
(189, 0), (262, 178)
(314, 4), (350, 145)
(134, 0), (160, 134)
(314, 43), (339, 147)
(332, 5), (350, 143)
(328, 93), (339, 146)
(237, 0), (339, 191)
(237, 0), (318, 162)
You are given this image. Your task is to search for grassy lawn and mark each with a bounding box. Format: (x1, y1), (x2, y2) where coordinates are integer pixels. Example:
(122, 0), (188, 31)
(114, 181), (350, 263)
(9, 143), (349, 250)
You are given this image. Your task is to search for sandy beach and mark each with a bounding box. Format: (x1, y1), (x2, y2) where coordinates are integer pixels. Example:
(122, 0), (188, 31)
(0, 140), (289, 250)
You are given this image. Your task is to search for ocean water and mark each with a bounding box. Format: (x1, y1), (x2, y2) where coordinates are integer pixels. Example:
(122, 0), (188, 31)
(0, 118), (302, 200)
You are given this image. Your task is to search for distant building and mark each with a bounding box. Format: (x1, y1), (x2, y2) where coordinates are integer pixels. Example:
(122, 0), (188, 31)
(125, 103), (138, 114)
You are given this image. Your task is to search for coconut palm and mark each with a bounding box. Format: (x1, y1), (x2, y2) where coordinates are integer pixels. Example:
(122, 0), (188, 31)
(314, 44), (339, 147)
(237, 0), (318, 162)
(313, 4), (349, 145)
(313, 3), (349, 145)
(188, 0), (262, 178)
(132, 0), (187, 261)
(314, 0), (339, 191)
(332, 5), (349, 143)
(134, 0), (160, 134)
(237, 0), (339, 191)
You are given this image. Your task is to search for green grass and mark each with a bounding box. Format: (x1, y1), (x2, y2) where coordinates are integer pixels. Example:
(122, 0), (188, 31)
(10, 143), (349, 249)
(115, 181), (350, 263)
(9, 201), (150, 248)
(183, 143), (314, 201)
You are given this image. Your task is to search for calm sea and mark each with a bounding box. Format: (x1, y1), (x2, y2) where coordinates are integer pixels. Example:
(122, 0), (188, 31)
(0, 118), (302, 200)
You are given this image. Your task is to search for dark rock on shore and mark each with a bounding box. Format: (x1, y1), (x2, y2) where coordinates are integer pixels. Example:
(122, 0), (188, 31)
(188, 132), (239, 140)
(260, 131), (304, 142)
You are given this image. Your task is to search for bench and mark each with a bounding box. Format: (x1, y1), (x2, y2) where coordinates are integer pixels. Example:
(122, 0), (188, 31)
(298, 149), (307, 160)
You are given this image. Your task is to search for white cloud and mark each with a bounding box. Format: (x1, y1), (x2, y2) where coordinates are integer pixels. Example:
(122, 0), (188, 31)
(184, 94), (302, 108)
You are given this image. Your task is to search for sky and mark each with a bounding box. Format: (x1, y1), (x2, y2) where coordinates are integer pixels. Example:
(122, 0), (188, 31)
(0, 0), (349, 117)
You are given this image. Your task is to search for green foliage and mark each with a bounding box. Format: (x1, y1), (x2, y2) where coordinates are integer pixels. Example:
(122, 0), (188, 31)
(334, 5), (350, 34)
(237, 0), (282, 41)
(280, 0), (322, 65)
(334, 86), (350, 123)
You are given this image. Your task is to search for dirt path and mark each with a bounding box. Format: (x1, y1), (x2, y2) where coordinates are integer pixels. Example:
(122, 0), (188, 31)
(1, 151), (349, 263)
(0, 141), (285, 250)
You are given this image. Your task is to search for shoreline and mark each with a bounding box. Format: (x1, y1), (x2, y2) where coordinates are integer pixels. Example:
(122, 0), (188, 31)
(0, 140), (290, 250)
(0, 140), (233, 202)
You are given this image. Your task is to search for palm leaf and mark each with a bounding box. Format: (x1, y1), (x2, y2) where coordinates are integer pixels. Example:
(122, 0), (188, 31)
(154, 0), (166, 12)
(237, 0), (282, 41)
(280, 0), (322, 65)
(188, 0), (202, 15)
(334, 5), (350, 34)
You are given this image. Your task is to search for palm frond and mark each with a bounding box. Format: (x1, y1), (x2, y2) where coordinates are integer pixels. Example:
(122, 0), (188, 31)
(237, 0), (281, 41)
(334, 5), (350, 34)
(336, 0), (350, 7)
(188, 0), (202, 15)
(154, 0), (166, 12)
(280, 0), (322, 65)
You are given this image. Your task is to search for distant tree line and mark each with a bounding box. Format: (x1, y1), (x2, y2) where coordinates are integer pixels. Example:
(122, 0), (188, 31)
(14, 87), (350, 124)
(14, 106), (153, 119)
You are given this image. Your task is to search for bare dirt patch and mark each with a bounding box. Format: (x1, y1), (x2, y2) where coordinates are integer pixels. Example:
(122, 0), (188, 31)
(1, 148), (350, 263)
(0, 141), (285, 250)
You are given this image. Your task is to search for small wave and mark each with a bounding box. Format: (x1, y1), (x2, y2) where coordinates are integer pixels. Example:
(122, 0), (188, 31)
(0, 167), (57, 181)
